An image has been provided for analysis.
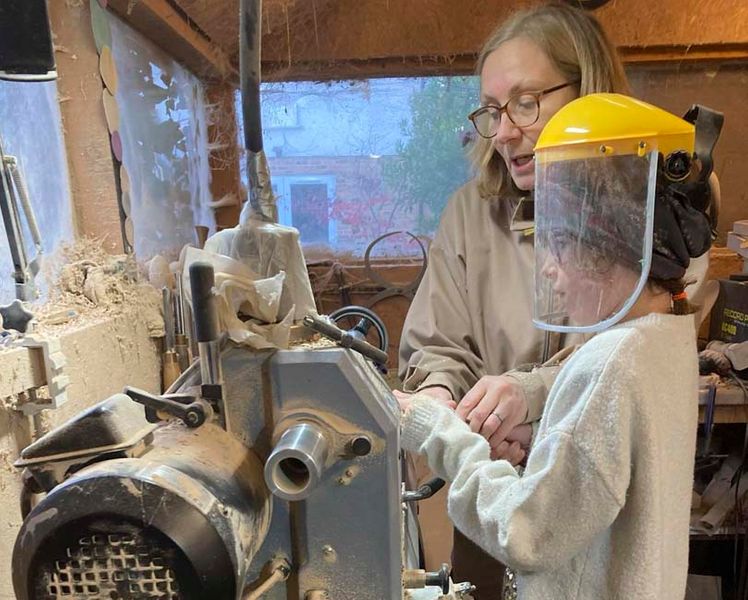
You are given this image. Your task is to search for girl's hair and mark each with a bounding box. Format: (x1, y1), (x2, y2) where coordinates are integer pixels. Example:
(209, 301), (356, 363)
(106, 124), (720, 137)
(649, 278), (696, 315)
(470, 3), (630, 199)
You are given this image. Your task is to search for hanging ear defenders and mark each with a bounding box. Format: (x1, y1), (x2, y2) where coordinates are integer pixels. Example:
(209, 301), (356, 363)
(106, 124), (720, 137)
(662, 105), (724, 236)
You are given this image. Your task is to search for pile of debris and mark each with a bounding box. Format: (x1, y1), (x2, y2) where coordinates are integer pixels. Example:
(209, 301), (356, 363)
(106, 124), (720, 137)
(1, 238), (164, 348)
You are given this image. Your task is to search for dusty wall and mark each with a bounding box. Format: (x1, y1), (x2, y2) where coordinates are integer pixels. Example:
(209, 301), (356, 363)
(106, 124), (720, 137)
(257, 0), (748, 76)
(102, 1), (748, 82)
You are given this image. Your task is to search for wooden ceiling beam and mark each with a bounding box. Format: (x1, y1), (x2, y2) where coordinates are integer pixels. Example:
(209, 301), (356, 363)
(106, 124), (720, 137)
(261, 45), (748, 82)
(106, 0), (237, 83)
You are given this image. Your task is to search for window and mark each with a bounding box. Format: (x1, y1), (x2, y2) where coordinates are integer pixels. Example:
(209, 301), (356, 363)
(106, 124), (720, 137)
(0, 79), (74, 303)
(237, 76), (478, 256)
(274, 175), (337, 246)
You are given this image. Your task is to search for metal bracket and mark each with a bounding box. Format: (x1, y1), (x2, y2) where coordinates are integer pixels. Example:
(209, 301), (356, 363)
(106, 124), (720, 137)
(19, 334), (70, 415)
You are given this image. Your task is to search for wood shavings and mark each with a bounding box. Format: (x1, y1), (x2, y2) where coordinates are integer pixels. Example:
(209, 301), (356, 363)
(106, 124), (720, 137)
(289, 333), (337, 349)
(28, 238), (164, 339)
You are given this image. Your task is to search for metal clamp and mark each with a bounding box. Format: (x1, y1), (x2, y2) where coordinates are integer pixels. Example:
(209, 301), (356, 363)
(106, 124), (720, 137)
(124, 386), (211, 428)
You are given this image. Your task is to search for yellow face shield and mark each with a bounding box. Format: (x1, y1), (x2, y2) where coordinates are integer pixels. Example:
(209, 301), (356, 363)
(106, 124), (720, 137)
(532, 94), (695, 333)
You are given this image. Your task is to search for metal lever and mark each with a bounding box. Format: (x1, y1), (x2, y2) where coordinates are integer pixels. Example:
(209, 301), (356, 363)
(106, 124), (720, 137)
(124, 386), (211, 428)
(190, 262), (223, 399)
(0, 137), (40, 301)
(403, 563), (451, 595)
(402, 477), (446, 502)
(303, 313), (388, 365)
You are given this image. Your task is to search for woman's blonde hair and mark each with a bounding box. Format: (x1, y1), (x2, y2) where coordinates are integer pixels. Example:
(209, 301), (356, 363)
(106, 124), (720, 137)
(470, 2), (630, 199)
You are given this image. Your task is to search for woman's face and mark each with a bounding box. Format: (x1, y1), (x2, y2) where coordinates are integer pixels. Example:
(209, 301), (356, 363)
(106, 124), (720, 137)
(480, 37), (578, 191)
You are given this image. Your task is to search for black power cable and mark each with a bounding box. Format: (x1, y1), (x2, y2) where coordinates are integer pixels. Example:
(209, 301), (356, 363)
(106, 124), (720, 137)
(729, 372), (748, 599)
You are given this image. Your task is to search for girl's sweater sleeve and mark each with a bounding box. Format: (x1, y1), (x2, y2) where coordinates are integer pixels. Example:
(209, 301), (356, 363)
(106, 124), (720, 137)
(402, 353), (633, 574)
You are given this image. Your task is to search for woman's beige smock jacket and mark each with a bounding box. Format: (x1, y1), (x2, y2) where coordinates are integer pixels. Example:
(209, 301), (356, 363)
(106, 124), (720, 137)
(398, 179), (573, 420)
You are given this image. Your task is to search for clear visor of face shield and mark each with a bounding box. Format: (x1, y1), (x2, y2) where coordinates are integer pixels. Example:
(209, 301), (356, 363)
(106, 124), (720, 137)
(533, 151), (658, 334)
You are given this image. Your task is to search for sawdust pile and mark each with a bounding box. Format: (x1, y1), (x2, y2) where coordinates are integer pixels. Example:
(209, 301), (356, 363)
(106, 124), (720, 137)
(32, 238), (164, 338)
(290, 333), (337, 349)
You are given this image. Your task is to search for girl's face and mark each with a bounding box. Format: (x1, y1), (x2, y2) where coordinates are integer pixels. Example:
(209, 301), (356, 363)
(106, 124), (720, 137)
(480, 37), (578, 191)
(540, 241), (639, 327)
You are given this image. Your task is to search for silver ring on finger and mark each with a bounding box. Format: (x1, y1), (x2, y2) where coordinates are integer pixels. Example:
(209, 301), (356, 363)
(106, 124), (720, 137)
(493, 412), (504, 426)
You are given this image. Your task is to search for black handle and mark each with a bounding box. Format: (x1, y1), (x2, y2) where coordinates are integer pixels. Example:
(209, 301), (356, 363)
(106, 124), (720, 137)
(424, 564), (451, 595)
(189, 262), (219, 343)
(401, 477), (446, 503)
(240, 0), (263, 153)
(0, 299), (33, 332)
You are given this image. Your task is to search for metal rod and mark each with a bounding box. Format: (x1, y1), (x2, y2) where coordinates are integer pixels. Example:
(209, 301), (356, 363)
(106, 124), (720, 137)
(0, 137), (33, 300)
(198, 341), (222, 388)
(240, 0), (277, 222)
(7, 158), (42, 253)
(303, 314), (389, 365)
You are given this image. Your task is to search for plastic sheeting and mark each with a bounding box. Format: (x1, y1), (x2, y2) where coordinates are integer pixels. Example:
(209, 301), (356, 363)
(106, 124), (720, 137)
(181, 246), (295, 349)
(0, 79), (74, 303)
(108, 14), (214, 261)
(204, 215), (317, 324)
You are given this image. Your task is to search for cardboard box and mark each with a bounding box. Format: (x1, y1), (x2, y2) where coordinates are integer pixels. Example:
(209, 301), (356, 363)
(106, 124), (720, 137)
(709, 279), (748, 344)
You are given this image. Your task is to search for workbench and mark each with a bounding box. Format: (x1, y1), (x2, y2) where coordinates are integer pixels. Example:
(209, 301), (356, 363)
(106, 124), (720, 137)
(699, 378), (748, 424)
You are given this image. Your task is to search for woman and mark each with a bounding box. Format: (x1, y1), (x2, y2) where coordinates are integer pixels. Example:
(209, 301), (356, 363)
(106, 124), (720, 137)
(400, 4), (634, 456)
(397, 4), (630, 596)
(399, 93), (714, 599)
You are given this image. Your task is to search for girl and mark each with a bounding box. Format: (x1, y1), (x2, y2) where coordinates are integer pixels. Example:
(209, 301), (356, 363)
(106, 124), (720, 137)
(399, 93), (719, 599)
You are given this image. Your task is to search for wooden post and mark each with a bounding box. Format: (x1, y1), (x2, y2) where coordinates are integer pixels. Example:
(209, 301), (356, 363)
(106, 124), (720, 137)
(206, 83), (243, 229)
(48, 2), (122, 251)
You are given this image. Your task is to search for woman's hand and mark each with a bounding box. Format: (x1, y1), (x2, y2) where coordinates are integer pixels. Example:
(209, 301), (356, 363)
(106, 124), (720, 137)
(456, 375), (528, 460)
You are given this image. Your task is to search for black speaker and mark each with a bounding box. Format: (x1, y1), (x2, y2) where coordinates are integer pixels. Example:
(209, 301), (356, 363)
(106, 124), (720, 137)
(0, 0), (56, 81)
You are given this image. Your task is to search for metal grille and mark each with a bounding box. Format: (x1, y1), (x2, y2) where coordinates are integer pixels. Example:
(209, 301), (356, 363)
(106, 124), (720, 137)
(40, 532), (180, 599)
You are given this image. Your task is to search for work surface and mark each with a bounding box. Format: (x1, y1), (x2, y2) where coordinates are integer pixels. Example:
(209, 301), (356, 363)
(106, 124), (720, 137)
(699, 377), (748, 423)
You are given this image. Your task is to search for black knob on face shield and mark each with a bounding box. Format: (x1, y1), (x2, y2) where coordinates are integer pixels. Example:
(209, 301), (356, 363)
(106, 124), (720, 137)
(664, 150), (692, 182)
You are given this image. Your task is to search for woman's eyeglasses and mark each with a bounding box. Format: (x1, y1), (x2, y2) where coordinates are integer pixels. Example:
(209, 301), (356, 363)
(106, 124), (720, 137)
(468, 80), (580, 139)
